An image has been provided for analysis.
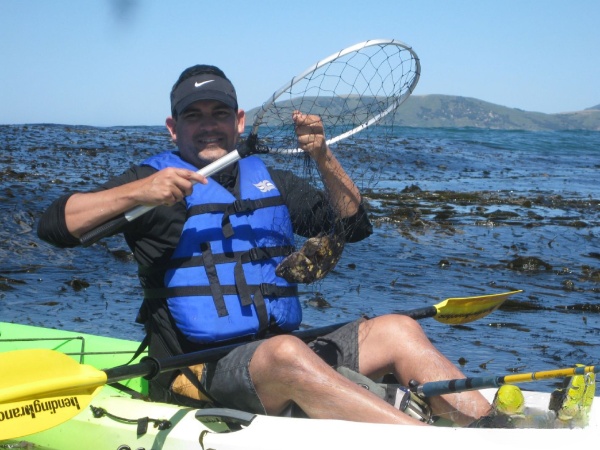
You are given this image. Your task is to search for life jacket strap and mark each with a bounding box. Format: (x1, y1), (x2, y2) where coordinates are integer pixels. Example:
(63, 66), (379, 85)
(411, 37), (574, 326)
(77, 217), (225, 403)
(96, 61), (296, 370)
(221, 197), (285, 238)
(186, 197), (285, 238)
(143, 284), (297, 300)
(199, 242), (228, 318)
(166, 245), (294, 270)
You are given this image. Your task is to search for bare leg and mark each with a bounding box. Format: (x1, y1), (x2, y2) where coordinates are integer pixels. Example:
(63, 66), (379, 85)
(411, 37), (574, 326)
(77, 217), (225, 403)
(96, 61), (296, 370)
(357, 315), (492, 425)
(249, 334), (426, 425)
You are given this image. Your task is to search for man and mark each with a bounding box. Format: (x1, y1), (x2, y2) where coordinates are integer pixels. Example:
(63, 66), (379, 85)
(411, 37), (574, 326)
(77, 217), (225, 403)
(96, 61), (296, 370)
(38, 64), (492, 426)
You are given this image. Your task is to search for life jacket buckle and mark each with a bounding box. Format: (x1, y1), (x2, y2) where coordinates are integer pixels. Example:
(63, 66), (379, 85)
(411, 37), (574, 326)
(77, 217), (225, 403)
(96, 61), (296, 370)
(232, 199), (252, 214)
(248, 247), (261, 261)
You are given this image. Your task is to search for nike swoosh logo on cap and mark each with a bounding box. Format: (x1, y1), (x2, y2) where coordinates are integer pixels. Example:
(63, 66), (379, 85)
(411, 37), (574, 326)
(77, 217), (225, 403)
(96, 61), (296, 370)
(194, 80), (214, 88)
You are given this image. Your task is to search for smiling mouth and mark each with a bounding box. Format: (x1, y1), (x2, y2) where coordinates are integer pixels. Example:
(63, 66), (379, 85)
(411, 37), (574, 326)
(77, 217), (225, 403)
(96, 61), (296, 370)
(196, 135), (225, 148)
(199, 136), (220, 143)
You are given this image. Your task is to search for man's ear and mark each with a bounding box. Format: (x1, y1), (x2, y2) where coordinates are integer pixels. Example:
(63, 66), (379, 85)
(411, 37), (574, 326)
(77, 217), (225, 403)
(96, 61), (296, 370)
(166, 117), (177, 142)
(237, 109), (246, 134)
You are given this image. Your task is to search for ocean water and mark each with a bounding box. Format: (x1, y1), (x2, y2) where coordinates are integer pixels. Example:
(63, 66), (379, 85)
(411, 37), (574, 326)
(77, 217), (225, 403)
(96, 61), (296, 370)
(1, 124), (599, 392)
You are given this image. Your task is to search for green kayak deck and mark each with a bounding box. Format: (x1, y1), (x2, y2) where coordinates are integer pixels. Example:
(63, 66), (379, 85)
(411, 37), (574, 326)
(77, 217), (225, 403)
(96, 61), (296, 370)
(1, 322), (599, 450)
(0, 321), (148, 394)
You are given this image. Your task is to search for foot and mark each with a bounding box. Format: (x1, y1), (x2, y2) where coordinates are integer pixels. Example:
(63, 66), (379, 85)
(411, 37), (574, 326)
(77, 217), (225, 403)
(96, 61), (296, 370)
(492, 385), (525, 416)
(467, 411), (515, 428)
(549, 364), (596, 426)
(468, 385), (524, 428)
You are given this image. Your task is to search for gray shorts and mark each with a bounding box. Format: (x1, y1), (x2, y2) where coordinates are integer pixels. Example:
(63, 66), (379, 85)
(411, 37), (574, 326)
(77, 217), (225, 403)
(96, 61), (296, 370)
(201, 319), (362, 414)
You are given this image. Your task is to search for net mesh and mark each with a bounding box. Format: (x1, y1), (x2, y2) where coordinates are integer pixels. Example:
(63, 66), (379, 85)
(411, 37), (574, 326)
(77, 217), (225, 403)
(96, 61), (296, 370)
(241, 41), (420, 285)
(247, 40), (419, 152)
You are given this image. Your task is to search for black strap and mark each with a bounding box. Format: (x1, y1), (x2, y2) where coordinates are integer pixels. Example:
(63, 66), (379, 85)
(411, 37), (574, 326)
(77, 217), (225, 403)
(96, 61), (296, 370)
(180, 366), (219, 405)
(221, 197), (284, 238)
(251, 288), (270, 335)
(118, 332), (149, 368)
(90, 405), (171, 435)
(154, 244), (294, 330)
(231, 259), (269, 334)
(107, 382), (146, 400)
(106, 333), (150, 400)
(187, 202), (230, 217)
(234, 257), (252, 307)
(199, 242), (228, 318)
(186, 197), (285, 238)
(143, 284), (297, 300)
(165, 245), (293, 271)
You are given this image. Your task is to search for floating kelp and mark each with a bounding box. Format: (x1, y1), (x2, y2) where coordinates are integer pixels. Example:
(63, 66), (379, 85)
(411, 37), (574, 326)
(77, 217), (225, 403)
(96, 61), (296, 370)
(66, 279), (90, 292)
(305, 293), (332, 309)
(2, 123), (600, 391)
(507, 257), (553, 272)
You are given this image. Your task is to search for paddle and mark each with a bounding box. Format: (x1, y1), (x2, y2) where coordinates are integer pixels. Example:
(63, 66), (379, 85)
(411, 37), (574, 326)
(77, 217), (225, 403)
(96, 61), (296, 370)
(412, 364), (599, 398)
(0, 290), (520, 440)
(294, 289), (522, 340)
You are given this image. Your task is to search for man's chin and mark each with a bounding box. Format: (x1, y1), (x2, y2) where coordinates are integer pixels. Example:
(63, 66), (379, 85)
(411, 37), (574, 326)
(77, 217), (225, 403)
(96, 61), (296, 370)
(197, 149), (230, 165)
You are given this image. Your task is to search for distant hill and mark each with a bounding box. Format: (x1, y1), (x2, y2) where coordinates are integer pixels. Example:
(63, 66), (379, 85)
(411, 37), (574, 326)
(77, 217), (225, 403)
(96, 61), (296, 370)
(246, 95), (600, 131)
(395, 95), (600, 130)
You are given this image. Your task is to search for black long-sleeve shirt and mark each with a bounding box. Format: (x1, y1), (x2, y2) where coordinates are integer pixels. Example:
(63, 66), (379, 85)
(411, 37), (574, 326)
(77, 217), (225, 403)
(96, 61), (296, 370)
(38, 159), (373, 289)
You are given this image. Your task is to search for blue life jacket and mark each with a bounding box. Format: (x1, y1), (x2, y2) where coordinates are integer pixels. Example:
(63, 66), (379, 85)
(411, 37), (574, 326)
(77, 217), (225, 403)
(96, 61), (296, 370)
(142, 151), (301, 344)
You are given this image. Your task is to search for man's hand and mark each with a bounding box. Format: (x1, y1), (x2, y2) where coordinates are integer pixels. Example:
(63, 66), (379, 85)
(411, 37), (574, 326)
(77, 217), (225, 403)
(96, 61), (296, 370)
(292, 111), (328, 160)
(137, 168), (208, 207)
(290, 110), (361, 218)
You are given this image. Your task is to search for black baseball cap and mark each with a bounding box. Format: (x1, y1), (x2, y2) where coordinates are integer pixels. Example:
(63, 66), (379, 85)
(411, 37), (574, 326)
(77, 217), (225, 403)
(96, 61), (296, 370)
(170, 73), (238, 116)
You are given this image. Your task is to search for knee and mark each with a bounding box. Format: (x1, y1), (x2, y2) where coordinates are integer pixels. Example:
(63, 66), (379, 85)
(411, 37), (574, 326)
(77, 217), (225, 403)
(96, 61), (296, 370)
(393, 314), (425, 333)
(258, 335), (311, 367)
(361, 314), (427, 342)
(391, 315), (428, 340)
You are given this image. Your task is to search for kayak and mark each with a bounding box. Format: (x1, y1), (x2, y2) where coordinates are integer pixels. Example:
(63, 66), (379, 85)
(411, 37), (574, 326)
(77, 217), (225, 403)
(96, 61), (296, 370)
(1, 321), (598, 450)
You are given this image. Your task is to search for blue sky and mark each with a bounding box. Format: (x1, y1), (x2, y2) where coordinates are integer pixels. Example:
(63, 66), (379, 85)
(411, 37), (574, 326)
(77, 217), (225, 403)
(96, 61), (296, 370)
(1, 0), (598, 126)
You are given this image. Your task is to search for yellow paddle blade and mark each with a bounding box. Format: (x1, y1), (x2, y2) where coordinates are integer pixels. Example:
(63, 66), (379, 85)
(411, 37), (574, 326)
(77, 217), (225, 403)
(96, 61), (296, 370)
(0, 385), (101, 440)
(0, 349), (107, 440)
(433, 290), (522, 324)
(0, 349), (107, 403)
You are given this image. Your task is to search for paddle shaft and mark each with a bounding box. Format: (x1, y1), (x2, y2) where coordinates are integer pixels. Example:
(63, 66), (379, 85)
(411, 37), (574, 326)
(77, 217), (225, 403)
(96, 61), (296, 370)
(0, 293), (499, 405)
(414, 365), (599, 398)
(104, 307), (437, 383)
(105, 291), (523, 383)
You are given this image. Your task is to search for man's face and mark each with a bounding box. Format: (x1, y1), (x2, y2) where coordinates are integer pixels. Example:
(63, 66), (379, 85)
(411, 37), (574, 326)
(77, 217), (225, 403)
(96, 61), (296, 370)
(166, 100), (245, 167)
